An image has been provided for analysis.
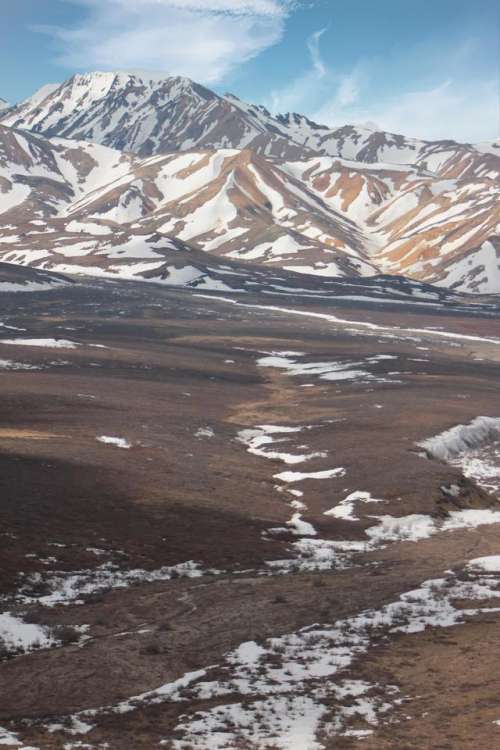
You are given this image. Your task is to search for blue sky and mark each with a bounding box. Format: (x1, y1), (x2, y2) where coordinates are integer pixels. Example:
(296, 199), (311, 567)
(2, 0), (499, 141)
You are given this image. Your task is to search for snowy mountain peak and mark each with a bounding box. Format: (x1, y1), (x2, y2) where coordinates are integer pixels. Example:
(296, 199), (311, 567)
(23, 83), (60, 109)
(67, 70), (194, 93)
(3, 71), (498, 170)
(277, 112), (327, 132)
(118, 69), (172, 82)
(0, 70), (498, 293)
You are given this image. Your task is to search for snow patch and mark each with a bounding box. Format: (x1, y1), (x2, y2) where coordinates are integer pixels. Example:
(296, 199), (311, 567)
(96, 436), (131, 449)
(324, 491), (384, 521)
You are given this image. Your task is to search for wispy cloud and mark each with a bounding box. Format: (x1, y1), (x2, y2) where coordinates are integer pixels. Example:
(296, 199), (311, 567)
(312, 76), (498, 143)
(267, 26), (332, 113)
(267, 27), (498, 142)
(307, 27), (327, 78)
(266, 28), (365, 117)
(336, 72), (360, 106)
(343, 79), (498, 142)
(35, 0), (298, 84)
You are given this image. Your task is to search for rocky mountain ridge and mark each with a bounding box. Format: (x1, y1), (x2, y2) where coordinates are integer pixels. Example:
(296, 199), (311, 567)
(0, 71), (498, 292)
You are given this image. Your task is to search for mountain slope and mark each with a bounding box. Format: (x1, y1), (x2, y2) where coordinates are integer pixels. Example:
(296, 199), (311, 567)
(0, 125), (376, 279)
(4, 72), (498, 174)
(0, 121), (498, 291)
(370, 175), (499, 292)
(0, 261), (70, 292)
(74, 147), (376, 275)
(286, 155), (499, 292)
(0, 72), (311, 160)
(0, 123), (131, 223)
(0, 71), (499, 292)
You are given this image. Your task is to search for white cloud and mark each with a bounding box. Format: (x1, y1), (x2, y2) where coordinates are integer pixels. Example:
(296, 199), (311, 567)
(268, 68), (320, 114)
(336, 72), (360, 106)
(314, 78), (499, 143)
(267, 27), (497, 142)
(373, 80), (498, 141)
(307, 27), (327, 78)
(267, 30), (365, 120)
(371, 79), (498, 142)
(36, 0), (297, 84)
(32, 4), (498, 143)
(267, 26), (331, 113)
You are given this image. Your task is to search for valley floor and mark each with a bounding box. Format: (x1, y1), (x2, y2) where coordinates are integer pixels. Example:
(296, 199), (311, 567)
(1, 278), (500, 749)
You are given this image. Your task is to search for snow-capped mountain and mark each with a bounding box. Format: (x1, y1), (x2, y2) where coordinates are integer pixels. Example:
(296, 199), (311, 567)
(0, 97), (9, 111)
(0, 71), (498, 292)
(0, 72), (311, 159)
(286, 156), (500, 291)
(3, 71), (497, 170)
(0, 125), (376, 278)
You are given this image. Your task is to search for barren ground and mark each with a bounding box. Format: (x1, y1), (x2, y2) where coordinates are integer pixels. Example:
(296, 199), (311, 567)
(1, 278), (500, 749)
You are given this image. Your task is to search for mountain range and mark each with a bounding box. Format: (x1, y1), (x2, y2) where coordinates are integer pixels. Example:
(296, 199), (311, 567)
(0, 71), (498, 292)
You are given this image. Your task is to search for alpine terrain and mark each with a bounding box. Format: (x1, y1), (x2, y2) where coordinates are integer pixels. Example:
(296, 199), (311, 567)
(0, 66), (500, 750)
(0, 71), (499, 292)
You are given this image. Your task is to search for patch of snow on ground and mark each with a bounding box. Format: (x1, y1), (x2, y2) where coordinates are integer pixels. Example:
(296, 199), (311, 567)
(270, 508), (500, 575)
(0, 280), (67, 293)
(96, 436), (131, 449)
(325, 491), (384, 521)
(0, 359), (41, 370)
(199, 296), (500, 347)
(418, 416), (500, 494)
(366, 509), (500, 545)
(0, 613), (54, 654)
(49, 561), (500, 749)
(238, 425), (326, 465)
(195, 426), (215, 439)
(441, 509), (500, 530)
(366, 514), (437, 543)
(451, 445), (500, 495)
(0, 725), (39, 748)
(275, 468), (346, 483)
(287, 513), (317, 537)
(418, 416), (500, 461)
(468, 556), (500, 573)
(166, 564), (500, 748)
(12, 561), (213, 607)
(257, 351), (396, 385)
(0, 338), (79, 349)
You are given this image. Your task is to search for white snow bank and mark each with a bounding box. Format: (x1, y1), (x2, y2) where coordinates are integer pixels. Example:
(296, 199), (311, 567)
(442, 509), (500, 530)
(0, 359), (40, 370)
(367, 508), (500, 545)
(256, 351), (393, 385)
(418, 417), (500, 461)
(65, 562), (500, 750)
(198, 295), (500, 347)
(467, 555), (500, 573)
(0, 613), (54, 653)
(451, 446), (500, 495)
